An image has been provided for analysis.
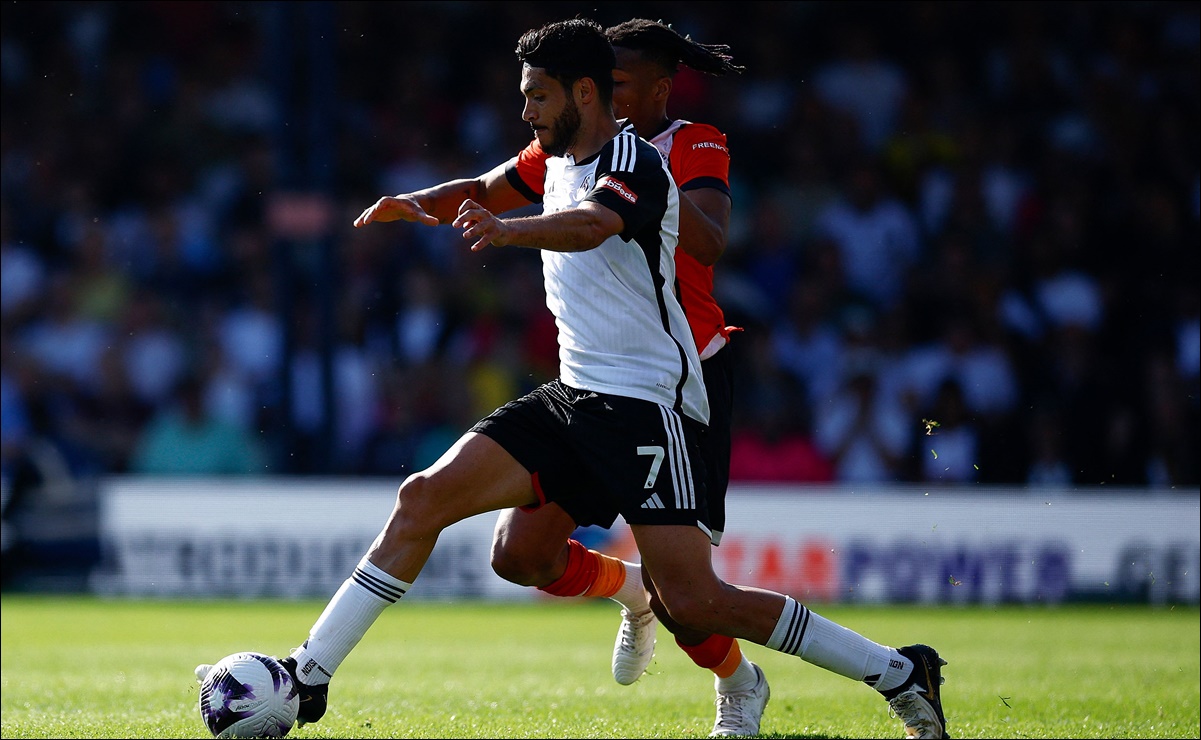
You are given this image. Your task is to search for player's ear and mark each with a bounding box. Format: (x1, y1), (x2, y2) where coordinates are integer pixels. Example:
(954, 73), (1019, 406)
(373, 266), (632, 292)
(654, 75), (672, 103)
(575, 76), (595, 105)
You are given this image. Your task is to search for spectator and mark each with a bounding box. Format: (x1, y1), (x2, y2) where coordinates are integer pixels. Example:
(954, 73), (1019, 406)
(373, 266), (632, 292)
(0, 2), (1194, 487)
(813, 350), (912, 484)
(218, 271), (284, 387)
(0, 366), (31, 475)
(1025, 408), (1073, 488)
(771, 275), (845, 409)
(739, 197), (804, 319)
(120, 290), (188, 407)
(129, 373), (267, 475)
(288, 304), (381, 473)
(70, 222), (132, 326)
(393, 265), (451, 367)
(902, 315), (1020, 421)
(1143, 352), (1199, 487)
(812, 24), (909, 152)
(1, 205), (47, 324)
(912, 377), (980, 485)
(60, 345), (155, 474)
(16, 273), (112, 396)
(730, 379), (834, 484)
(815, 156), (922, 312)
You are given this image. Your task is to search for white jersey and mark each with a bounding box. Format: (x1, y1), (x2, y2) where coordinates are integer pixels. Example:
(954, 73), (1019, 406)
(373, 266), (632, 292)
(507, 123), (708, 425)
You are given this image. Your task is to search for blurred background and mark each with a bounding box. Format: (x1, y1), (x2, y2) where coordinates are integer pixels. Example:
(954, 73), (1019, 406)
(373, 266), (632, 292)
(1, 1), (1198, 596)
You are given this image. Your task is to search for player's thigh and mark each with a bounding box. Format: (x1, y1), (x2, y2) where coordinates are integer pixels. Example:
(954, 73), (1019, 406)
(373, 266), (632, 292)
(492, 503), (578, 560)
(409, 431), (539, 527)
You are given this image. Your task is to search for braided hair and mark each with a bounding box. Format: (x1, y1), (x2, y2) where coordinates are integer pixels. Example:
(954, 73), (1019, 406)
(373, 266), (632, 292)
(605, 18), (745, 77)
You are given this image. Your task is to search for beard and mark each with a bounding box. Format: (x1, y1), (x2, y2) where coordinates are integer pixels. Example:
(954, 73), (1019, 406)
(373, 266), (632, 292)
(541, 96), (581, 157)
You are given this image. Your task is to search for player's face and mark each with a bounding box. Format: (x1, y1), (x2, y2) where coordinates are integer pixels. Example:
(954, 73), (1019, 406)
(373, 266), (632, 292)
(611, 47), (667, 134)
(521, 65), (581, 157)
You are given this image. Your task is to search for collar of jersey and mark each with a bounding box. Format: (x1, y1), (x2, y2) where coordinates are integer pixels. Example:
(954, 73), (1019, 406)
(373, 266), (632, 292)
(565, 120), (638, 166)
(650, 119), (689, 145)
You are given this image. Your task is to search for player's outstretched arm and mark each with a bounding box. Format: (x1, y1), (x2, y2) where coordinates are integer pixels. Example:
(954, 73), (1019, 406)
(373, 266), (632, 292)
(354, 159), (533, 229)
(454, 200), (623, 253)
(354, 194), (441, 228)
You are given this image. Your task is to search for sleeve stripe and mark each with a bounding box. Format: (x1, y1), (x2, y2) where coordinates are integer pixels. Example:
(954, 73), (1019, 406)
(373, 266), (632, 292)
(611, 130), (636, 172)
(505, 165), (542, 203)
(679, 176), (731, 198)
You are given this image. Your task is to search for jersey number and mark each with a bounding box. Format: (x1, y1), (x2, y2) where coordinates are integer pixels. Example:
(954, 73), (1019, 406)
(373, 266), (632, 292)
(637, 446), (665, 489)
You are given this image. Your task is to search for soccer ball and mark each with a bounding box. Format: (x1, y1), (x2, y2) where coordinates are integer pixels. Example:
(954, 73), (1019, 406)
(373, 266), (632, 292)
(198, 652), (299, 738)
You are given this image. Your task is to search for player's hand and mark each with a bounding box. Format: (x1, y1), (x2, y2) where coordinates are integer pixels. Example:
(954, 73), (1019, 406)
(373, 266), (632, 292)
(353, 196), (439, 228)
(453, 199), (510, 251)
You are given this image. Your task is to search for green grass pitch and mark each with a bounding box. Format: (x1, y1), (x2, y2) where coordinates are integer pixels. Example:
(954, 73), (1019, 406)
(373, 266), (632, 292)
(1, 595), (1197, 738)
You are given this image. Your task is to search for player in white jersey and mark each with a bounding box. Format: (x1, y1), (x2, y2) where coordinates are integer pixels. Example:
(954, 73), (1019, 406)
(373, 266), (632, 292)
(532, 124), (708, 423)
(487, 19), (773, 738)
(232, 18), (950, 740)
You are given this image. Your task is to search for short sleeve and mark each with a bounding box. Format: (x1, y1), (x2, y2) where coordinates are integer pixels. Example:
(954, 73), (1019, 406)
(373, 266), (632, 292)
(504, 139), (548, 203)
(669, 123), (731, 198)
(585, 138), (671, 241)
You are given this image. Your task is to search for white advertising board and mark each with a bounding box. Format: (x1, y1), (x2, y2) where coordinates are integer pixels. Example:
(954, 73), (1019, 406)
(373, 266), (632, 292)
(90, 478), (1199, 604)
(89, 477), (529, 601)
(707, 485), (1200, 605)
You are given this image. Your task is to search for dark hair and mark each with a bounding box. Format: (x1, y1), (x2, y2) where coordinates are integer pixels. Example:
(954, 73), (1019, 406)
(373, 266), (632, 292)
(516, 18), (616, 105)
(606, 18), (745, 77)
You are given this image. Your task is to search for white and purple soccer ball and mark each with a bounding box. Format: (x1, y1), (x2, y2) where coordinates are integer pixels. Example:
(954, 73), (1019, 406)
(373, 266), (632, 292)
(198, 652), (299, 738)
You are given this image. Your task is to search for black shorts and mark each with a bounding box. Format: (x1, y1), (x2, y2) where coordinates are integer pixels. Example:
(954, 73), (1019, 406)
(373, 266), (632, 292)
(471, 380), (712, 538)
(701, 344), (733, 544)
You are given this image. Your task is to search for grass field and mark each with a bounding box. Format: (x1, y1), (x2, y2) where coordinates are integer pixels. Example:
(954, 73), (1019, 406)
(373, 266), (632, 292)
(1, 595), (1197, 739)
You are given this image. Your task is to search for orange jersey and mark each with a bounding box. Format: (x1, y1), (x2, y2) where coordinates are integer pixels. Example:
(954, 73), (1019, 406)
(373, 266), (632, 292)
(505, 120), (734, 357)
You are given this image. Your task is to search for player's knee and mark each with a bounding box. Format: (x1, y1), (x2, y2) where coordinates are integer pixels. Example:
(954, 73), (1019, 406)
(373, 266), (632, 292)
(654, 582), (723, 633)
(389, 473), (450, 540)
(490, 541), (540, 586)
(490, 536), (559, 586)
(647, 589), (689, 636)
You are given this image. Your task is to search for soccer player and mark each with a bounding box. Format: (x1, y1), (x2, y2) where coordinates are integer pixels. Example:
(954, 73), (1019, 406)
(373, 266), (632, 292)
(485, 19), (771, 737)
(218, 18), (948, 739)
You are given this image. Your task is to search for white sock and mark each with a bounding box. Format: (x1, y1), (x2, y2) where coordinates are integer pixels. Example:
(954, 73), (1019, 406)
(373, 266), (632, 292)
(715, 655), (759, 694)
(291, 557), (411, 684)
(610, 561), (650, 612)
(765, 596), (912, 689)
(872, 650), (918, 694)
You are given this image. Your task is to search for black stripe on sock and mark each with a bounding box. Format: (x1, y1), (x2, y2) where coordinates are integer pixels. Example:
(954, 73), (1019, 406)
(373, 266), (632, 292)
(781, 601), (806, 655)
(352, 567), (406, 603)
(791, 604), (811, 654)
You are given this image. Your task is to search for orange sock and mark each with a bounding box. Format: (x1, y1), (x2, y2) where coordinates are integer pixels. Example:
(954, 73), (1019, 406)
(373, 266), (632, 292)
(712, 640), (744, 678)
(677, 634), (742, 677)
(538, 539), (628, 598)
(581, 549), (625, 598)
(538, 540), (596, 597)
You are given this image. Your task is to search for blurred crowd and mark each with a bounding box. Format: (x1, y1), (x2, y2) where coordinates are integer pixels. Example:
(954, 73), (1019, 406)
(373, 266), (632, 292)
(1, 1), (1198, 490)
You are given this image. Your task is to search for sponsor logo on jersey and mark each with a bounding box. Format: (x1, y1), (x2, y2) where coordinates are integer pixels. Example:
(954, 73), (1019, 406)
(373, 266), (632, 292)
(692, 141), (729, 154)
(600, 177), (638, 204)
